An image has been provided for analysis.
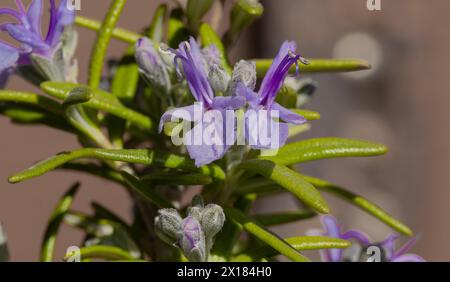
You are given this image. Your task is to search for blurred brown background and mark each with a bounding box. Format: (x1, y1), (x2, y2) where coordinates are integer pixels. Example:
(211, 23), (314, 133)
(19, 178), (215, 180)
(1, 0), (449, 261)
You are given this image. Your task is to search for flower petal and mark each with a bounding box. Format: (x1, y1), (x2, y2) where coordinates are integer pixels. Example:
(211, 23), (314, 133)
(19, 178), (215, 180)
(259, 41), (297, 106)
(245, 110), (289, 150)
(159, 104), (201, 133)
(0, 42), (19, 72)
(236, 83), (259, 108)
(26, 0), (43, 37)
(46, 0), (75, 47)
(174, 38), (214, 105)
(321, 215), (343, 262)
(212, 96), (246, 110)
(341, 230), (371, 245)
(391, 254), (425, 262)
(4, 23), (48, 50)
(271, 102), (307, 125)
(184, 110), (233, 167)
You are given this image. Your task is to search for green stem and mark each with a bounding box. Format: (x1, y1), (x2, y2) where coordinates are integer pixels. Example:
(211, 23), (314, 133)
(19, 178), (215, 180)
(75, 16), (141, 44)
(88, 0), (128, 89)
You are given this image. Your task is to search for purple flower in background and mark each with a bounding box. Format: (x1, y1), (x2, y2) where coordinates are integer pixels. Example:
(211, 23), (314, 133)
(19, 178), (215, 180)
(158, 37), (245, 167)
(307, 215), (371, 262)
(0, 0), (76, 85)
(308, 215), (425, 262)
(236, 41), (308, 150)
(378, 234), (425, 262)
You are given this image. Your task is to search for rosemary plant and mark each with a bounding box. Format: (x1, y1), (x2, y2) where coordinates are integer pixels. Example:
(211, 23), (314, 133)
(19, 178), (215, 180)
(0, 0), (423, 262)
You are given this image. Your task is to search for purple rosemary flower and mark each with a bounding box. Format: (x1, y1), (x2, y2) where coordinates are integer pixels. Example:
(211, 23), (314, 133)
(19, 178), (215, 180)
(159, 37), (245, 167)
(377, 234), (425, 262)
(236, 41), (308, 149)
(0, 0), (76, 85)
(308, 215), (371, 262)
(308, 215), (425, 262)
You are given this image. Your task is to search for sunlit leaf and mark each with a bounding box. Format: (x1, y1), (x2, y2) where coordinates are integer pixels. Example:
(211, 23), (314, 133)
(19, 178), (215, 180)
(238, 160), (329, 214)
(225, 207), (310, 262)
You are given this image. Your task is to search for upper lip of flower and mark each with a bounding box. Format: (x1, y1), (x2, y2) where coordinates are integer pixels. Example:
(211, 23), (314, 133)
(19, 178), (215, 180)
(172, 38), (215, 108)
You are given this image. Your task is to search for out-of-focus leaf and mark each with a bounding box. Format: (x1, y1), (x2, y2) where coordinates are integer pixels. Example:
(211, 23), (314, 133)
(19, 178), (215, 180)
(121, 171), (175, 208)
(0, 90), (62, 115)
(238, 160), (329, 214)
(111, 47), (139, 102)
(167, 8), (190, 48)
(254, 58), (371, 76)
(75, 16), (141, 44)
(142, 172), (212, 186)
(303, 175), (413, 236)
(0, 104), (73, 132)
(65, 245), (135, 261)
(9, 148), (226, 184)
(233, 236), (350, 262)
(224, 0), (264, 47)
(148, 4), (167, 41)
(253, 211), (316, 226)
(260, 138), (388, 166)
(186, 0), (214, 31)
(224, 207), (310, 262)
(291, 109), (320, 121)
(41, 82), (154, 131)
(88, 0), (128, 89)
(41, 183), (80, 262)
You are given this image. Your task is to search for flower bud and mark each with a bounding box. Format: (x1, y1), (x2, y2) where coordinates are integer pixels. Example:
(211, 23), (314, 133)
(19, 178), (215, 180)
(154, 208), (183, 245)
(135, 38), (171, 91)
(208, 64), (230, 93)
(229, 60), (257, 95)
(200, 204), (225, 239)
(178, 216), (206, 262)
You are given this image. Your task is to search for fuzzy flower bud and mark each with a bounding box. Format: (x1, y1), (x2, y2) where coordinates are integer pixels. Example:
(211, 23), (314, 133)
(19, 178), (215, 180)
(135, 38), (171, 92)
(154, 208), (183, 245)
(178, 216), (206, 262)
(229, 60), (257, 95)
(200, 204), (225, 239)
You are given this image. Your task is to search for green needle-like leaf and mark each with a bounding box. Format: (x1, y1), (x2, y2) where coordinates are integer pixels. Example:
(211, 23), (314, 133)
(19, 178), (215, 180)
(75, 16), (141, 44)
(121, 171), (175, 208)
(41, 82), (154, 131)
(292, 109), (321, 121)
(41, 183), (80, 262)
(224, 207), (310, 262)
(88, 0), (128, 89)
(260, 137), (387, 166)
(111, 47), (139, 102)
(254, 211), (316, 226)
(233, 236), (350, 262)
(65, 245), (135, 261)
(254, 58), (371, 76)
(0, 90), (62, 115)
(303, 175), (413, 236)
(238, 160), (329, 214)
(9, 148), (225, 184)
